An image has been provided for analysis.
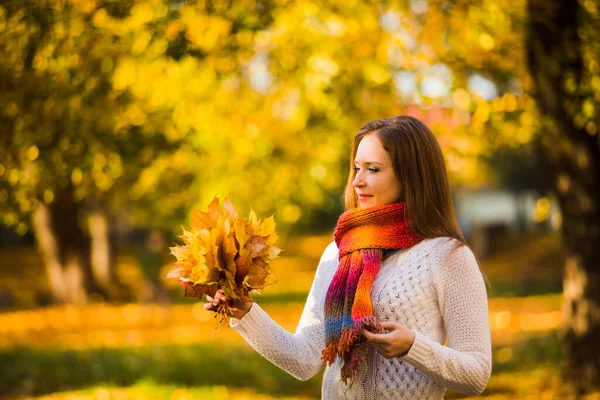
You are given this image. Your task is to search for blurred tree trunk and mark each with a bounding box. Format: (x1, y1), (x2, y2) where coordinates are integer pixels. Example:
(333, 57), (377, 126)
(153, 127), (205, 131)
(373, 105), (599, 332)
(88, 203), (117, 292)
(32, 188), (110, 304)
(526, 0), (600, 394)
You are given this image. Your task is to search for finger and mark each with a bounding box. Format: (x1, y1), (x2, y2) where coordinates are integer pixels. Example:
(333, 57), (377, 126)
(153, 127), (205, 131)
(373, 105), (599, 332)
(362, 329), (381, 342)
(362, 329), (389, 343)
(206, 295), (218, 305)
(204, 302), (214, 310)
(380, 321), (401, 330)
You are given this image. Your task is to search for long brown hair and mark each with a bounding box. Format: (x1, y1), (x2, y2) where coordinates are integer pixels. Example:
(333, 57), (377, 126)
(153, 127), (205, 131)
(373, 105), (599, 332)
(343, 115), (465, 244)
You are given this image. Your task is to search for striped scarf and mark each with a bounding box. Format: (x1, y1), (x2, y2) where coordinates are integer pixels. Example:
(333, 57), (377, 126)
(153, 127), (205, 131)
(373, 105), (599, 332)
(321, 202), (422, 383)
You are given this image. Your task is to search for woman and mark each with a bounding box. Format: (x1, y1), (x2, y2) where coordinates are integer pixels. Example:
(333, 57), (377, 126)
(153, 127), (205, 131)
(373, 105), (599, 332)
(205, 115), (492, 399)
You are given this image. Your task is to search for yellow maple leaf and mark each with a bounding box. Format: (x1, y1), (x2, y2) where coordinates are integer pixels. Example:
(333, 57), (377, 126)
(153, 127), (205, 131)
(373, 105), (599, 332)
(166, 195), (282, 322)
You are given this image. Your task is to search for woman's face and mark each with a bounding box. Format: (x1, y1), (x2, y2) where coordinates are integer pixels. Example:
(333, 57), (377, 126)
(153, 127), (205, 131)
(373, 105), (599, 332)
(352, 134), (403, 208)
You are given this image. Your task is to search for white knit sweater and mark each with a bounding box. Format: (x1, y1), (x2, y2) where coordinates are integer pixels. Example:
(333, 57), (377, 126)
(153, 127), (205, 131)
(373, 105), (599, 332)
(230, 236), (492, 399)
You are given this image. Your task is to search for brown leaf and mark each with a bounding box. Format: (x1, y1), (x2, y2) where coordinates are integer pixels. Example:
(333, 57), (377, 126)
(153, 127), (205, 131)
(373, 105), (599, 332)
(243, 257), (276, 289)
(219, 269), (239, 299)
(244, 265), (270, 288)
(234, 254), (249, 285)
(220, 229), (238, 277)
(184, 282), (219, 299)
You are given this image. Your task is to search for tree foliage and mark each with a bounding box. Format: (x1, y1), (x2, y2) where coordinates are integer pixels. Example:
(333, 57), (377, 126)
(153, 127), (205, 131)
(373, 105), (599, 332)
(3, 0), (572, 235)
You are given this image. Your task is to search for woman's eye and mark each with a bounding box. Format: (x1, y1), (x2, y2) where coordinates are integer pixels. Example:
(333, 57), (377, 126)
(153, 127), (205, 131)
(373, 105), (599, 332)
(354, 167), (378, 173)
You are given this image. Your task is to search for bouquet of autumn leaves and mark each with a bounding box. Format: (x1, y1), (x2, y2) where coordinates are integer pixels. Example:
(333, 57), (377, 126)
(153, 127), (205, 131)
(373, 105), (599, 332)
(166, 196), (282, 322)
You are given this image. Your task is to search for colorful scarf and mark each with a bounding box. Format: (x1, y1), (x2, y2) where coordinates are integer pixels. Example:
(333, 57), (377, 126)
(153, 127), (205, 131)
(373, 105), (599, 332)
(321, 202), (422, 383)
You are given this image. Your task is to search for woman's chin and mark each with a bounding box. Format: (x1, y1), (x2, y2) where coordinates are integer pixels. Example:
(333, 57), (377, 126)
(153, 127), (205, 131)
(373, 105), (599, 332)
(358, 199), (376, 207)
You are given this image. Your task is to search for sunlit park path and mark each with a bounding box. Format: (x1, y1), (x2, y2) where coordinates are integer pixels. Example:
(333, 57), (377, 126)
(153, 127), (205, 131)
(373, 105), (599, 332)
(1, 233), (592, 399)
(0, 293), (562, 351)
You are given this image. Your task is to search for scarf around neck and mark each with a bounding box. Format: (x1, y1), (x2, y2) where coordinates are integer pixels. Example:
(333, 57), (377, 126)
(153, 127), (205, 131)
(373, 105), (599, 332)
(321, 202), (422, 383)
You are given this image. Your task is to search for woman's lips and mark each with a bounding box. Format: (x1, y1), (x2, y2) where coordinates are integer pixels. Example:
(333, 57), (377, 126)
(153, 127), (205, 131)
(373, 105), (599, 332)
(358, 194), (373, 200)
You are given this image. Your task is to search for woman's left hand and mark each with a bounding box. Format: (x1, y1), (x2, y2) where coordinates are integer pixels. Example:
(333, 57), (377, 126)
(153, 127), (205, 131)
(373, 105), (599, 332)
(361, 321), (416, 359)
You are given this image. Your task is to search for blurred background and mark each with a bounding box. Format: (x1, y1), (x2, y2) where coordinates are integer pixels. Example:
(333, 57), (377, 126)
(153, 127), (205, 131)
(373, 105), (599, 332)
(1, 0), (599, 399)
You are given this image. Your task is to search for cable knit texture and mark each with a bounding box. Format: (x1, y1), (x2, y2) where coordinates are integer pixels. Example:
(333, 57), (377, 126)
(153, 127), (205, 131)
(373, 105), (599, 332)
(230, 236), (492, 399)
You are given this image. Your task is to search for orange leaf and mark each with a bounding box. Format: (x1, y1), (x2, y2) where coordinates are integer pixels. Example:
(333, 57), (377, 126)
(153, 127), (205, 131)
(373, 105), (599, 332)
(207, 196), (221, 223)
(191, 209), (214, 230)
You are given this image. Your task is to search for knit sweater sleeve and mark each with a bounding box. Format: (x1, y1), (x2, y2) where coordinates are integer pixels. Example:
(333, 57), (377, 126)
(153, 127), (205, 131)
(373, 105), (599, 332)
(400, 239), (492, 396)
(228, 241), (338, 381)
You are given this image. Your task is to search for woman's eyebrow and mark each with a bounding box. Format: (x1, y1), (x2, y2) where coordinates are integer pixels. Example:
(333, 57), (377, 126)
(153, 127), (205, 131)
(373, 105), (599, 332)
(354, 160), (383, 166)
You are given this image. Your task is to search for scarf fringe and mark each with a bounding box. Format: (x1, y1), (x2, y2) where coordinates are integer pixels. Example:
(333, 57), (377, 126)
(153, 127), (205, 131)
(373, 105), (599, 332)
(341, 343), (368, 384)
(355, 315), (383, 334)
(338, 328), (361, 355)
(320, 316), (384, 367)
(322, 342), (338, 366)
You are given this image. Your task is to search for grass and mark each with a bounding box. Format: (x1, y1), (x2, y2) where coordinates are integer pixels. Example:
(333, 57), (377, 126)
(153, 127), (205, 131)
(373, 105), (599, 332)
(0, 327), (565, 399)
(0, 343), (323, 398)
(16, 380), (316, 400)
(0, 231), (590, 399)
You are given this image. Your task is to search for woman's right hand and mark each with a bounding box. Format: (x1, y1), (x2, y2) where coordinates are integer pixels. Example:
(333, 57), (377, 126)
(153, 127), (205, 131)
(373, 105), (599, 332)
(204, 289), (253, 320)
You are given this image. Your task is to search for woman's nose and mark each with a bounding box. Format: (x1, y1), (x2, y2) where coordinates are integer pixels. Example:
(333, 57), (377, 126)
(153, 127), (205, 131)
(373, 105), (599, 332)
(352, 172), (365, 188)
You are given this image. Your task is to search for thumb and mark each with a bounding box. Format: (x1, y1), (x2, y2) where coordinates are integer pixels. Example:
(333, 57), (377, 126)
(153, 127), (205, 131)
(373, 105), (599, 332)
(362, 327), (388, 343)
(361, 328), (376, 340)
